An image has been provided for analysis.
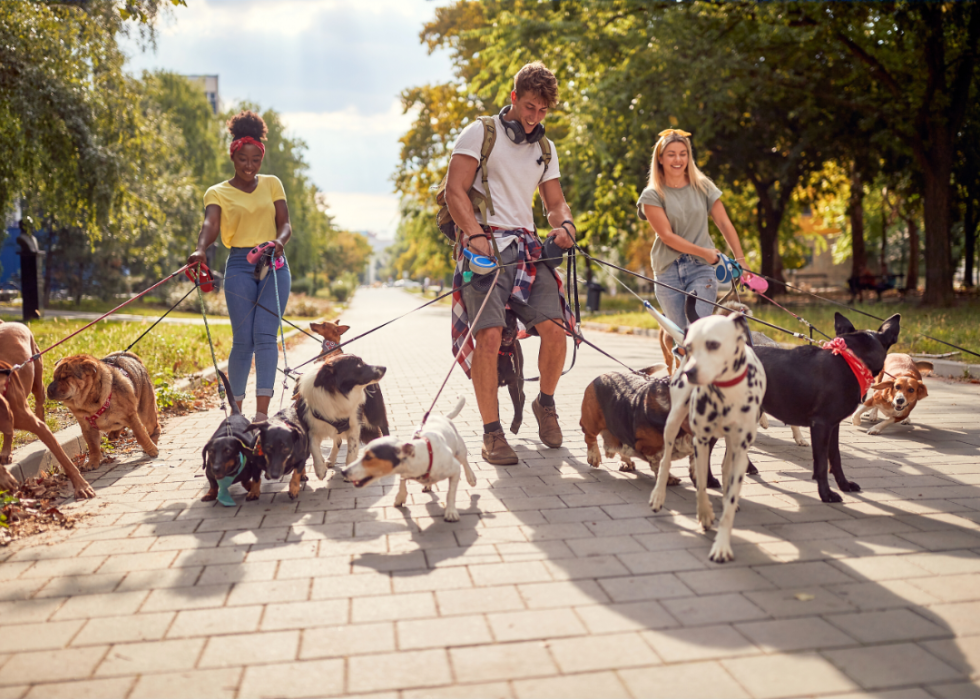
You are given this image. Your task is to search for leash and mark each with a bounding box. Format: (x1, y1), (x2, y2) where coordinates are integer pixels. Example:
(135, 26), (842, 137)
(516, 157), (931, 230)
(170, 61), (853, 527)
(220, 287), (321, 342)
(270, 260), (290, 409)
(418, 268), (501, 432)
(125, 284), (198, 352)
(9, 264), (191, 373)
(745, 270), (980, 360)
(193, 264), (230, 430)
(577, 248), (821, 344)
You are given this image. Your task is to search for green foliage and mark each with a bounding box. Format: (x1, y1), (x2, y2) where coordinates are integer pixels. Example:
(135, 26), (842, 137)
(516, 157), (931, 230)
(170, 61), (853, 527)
(153, 374), (193, 410)
(0, 491), (19, 528)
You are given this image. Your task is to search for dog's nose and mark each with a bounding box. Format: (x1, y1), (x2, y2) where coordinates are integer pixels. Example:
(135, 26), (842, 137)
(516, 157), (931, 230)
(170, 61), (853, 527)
(684, 367), (698, 383)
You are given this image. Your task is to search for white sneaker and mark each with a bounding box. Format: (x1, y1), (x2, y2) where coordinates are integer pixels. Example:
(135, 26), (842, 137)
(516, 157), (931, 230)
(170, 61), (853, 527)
(253, 412), (268, 423)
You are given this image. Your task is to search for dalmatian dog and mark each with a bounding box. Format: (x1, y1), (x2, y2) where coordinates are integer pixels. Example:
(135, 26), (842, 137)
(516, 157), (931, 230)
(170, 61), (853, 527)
(649, 310), (767, 563)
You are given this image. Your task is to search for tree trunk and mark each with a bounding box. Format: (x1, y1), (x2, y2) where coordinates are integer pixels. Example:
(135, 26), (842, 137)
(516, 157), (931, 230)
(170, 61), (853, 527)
(880, 193), (888, 274)
(964, 196), (977, 288)
(920, 145), (955, 306)
(905, 215), (919, 294)
(754, 181), (784, 291)
(849, 166), (866, 280)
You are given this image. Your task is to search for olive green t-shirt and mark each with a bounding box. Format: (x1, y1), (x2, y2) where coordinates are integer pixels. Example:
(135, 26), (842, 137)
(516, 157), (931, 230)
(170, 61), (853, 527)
(636, 182), (722, 274)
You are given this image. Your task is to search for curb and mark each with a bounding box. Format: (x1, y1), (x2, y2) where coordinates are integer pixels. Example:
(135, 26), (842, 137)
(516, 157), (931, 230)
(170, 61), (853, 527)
(7, 323), (310, 485)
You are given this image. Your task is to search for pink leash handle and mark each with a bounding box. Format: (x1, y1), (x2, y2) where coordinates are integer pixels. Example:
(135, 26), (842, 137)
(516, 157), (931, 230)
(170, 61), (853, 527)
(740, 271), (769, 294)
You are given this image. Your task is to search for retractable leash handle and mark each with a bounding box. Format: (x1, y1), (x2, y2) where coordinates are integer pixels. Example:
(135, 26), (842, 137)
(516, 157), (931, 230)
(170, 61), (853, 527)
(461, 247), (497, 274)
(247, 241), (276, 265)
(185, 262), (215, 292)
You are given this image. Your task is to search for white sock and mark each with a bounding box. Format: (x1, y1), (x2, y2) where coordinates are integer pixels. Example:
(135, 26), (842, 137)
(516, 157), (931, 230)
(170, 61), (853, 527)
(253, 412), (268, 423)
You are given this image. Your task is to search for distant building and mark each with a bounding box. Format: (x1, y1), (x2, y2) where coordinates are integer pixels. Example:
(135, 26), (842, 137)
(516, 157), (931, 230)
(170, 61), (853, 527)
(362, 232), (391, 285)
(186, 75), (220, 114)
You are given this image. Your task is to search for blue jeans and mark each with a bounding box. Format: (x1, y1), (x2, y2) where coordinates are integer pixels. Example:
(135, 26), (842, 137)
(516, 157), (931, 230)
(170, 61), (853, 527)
(223, 247), (291, 401)
(654, 254), (718, 332)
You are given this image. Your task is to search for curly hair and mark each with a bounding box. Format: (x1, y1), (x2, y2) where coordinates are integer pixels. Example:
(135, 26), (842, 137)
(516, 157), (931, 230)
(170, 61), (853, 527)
(226, 110), (268, 142)
(514, 62), (558, 108)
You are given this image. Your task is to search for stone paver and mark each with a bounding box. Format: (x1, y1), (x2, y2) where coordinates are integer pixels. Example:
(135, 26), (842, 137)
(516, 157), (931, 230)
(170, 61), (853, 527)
(2, 286), (980, 697)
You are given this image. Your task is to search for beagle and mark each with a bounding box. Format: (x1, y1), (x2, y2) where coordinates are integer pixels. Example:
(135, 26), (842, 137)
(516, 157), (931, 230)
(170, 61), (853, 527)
(852, 354), (933, 435)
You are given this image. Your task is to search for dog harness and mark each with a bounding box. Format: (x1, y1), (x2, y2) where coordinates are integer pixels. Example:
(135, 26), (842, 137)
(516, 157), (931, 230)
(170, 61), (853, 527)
(311, 409), (350, 434)
(413, 435), (435, 484)
(713, 366), (749, 388)
(87, 391), (112, 428)
(822, 337), (874, 396)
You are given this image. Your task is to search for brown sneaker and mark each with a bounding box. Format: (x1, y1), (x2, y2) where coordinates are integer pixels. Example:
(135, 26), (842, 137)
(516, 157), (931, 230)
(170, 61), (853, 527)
(532, 398), (563, 448)
(482, 429), (518, 465)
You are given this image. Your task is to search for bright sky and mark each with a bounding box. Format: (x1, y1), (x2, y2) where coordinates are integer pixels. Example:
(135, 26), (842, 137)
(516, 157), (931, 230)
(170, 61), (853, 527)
(120, 0), (455, 239)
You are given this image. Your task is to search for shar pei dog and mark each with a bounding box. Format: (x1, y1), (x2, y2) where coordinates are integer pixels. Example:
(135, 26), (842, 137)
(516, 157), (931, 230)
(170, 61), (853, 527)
(47, 351), (161, 470)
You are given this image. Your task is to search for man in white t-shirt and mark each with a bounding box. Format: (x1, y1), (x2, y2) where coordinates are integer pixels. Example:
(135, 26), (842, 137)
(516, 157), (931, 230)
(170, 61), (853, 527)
(446, 62), (578, 465)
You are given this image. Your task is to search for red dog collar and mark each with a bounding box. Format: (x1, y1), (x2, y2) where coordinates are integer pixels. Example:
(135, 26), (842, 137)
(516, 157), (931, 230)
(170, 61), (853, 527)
(713, 366), (749, 388)
(823, 337), (874, 396)
(87, 391), (112, 428)
(416, 436), (434, 483)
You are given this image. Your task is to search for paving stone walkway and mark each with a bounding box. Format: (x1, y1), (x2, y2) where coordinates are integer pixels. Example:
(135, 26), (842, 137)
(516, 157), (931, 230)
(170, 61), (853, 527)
(2, 286), (980, 698)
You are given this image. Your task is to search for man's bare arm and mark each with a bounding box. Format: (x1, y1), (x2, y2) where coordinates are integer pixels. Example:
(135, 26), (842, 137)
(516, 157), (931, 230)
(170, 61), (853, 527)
(539, 178), (575, 249)
(445, 154), (491, 256)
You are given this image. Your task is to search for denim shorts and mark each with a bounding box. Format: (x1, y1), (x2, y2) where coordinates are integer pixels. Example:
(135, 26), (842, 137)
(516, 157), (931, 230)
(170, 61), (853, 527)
(654, 254), (718, 331)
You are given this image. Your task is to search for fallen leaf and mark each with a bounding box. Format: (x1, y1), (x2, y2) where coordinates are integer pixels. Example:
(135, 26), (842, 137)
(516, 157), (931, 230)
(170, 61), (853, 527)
(794, 593), (816, 601)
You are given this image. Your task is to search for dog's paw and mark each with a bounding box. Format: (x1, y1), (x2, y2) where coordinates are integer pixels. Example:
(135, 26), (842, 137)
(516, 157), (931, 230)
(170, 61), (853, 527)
(443, 509), (460, 523)
(421, 484), (433, 493)
(706, 473), (721, 489)
(81, 459), (101, 472)
(586, 445), (602, 468)
(746, 462), (759, 476)
(245, 491), (260, 502)
(618, 460), (636, 472)
(510, 421), (521, 435)
(708, 539), (735, 564)
(818, 488), (844, 504)
(202, 491), (217, 502)
(900, 417), (912, 425)
(791, 428), (809, 447)
(759, 413), (769, 430)
(697, 507), (716, 531)
(313, 461), (327, 481)
(649, 487), (666, 512)
(867, 424), (884, 435)
(0, 454), (11, 466)
(71, 478), (96, 500)
(839, 480), (861, 493)
(666, 474), (681, 486)
(851, 414), (864, 426)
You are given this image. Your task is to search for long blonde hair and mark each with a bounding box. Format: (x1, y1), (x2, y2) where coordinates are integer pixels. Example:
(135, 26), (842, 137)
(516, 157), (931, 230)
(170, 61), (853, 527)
(647, 130), (713, 200)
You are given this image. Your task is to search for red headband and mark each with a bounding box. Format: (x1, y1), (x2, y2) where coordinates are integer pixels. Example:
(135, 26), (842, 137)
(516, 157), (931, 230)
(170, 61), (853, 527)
(230, 136), (265, 157)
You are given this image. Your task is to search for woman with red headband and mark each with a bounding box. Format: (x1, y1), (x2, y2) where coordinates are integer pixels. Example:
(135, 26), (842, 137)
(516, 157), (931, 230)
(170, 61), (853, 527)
(187, 110), (292, 422)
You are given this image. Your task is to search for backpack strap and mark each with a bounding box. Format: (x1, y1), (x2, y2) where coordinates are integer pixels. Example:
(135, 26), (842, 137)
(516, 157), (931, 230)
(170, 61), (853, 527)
(476, 116), (497, 225)
(537, 138), (552, 184)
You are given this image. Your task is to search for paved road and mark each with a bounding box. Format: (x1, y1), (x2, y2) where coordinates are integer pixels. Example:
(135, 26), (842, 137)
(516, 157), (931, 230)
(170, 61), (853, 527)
(2, 286), (980, 698)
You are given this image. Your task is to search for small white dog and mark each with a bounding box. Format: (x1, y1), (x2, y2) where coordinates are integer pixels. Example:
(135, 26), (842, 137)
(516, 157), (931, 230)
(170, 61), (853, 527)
(650, 311), (767, 563)
(341, 397), (477, 522)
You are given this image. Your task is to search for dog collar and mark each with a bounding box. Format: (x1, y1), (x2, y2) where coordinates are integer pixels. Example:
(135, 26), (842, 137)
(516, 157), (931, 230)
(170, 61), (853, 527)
(87, 391), (112, 428)
(415, 436), (434, 484)
(823, 337), (874, 396)
(713, 366), (749, 388)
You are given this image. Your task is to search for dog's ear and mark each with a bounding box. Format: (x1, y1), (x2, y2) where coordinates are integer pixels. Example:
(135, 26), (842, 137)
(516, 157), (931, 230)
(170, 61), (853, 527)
(640, 363), (668, 376)
(339, 325), (350, 335)
(871, 380), (894, 392)
(915, 361), (934, 375)
(685, 292), (700, 325)
(834, 312), (856, 336)
(731, 313), (753, 348)
(876, 314), (901, 350)
(202, 445), (213, 471)
(248, 421), (268, 430)
(401, 442), (416, 457)
(917, 382), (929, 399)
(334, 317), (342, 324)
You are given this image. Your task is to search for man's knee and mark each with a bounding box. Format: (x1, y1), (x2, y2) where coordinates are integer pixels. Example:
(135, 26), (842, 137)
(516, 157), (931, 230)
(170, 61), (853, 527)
(474, 326), (503, 354)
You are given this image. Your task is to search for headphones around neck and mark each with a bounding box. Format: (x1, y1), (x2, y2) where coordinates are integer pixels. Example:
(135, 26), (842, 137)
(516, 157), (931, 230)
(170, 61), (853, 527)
(498, 105), (545, 145)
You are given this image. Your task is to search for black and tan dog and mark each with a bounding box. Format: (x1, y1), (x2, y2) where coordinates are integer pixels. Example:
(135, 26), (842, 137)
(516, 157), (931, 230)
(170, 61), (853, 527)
(498, 309), (526, 434)
(309, 319), (390, 442)
(202, 370), (261, 502)
(47, 351), (160, 470)
(580, 366), (690, 483)
(249, 400), (310, 500)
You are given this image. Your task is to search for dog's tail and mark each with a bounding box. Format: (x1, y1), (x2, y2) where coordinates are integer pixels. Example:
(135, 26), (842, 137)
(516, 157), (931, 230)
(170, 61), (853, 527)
(446, 395), (466, 420)
(216, 370), (241, 415)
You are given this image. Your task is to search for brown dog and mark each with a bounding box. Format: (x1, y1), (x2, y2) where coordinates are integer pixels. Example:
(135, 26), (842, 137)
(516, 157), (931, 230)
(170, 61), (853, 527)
(309, 319), (348, 360)
(0, 322), (93, 498)
(47, 351), (160, 469)
(851, 354), (933, 435)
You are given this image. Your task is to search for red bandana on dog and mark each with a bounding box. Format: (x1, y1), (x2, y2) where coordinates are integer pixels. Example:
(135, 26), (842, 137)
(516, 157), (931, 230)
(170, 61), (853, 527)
(822, 337), (874, 396)
(230, 136), (266, 157)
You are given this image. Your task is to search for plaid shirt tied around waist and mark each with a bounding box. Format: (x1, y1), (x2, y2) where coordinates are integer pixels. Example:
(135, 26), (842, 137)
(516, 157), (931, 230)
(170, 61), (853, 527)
(451, 228), (578, 378)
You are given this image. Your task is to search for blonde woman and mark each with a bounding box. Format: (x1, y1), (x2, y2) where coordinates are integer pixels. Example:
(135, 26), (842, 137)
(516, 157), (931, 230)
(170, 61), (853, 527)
(637, 129), (747, 329)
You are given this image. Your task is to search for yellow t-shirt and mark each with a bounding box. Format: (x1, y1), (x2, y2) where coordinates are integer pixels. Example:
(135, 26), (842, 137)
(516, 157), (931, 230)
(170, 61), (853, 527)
(203, 175), (287, 248)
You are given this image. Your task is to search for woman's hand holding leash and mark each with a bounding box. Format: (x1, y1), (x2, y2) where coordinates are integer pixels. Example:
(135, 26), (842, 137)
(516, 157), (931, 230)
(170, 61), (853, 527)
(187, 250), (207, 268)
(703, 248), (721, 265)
